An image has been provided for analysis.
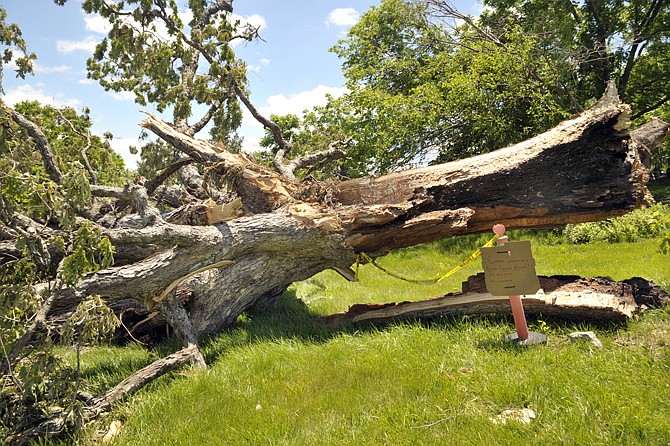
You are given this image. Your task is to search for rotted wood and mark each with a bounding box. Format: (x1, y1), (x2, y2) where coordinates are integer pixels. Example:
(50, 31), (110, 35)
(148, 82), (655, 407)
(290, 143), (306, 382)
(328, 84), (655, 255)
(319, 273), (669, 327)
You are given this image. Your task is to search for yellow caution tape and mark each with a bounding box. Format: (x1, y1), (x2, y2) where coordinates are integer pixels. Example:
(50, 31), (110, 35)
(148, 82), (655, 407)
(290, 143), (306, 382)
(355, 234), (498, 285)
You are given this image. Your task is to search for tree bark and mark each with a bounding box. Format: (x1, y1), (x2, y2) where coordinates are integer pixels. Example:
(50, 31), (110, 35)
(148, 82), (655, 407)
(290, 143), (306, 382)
(319, 274), (668, 326)
(36, 85), (666, 341)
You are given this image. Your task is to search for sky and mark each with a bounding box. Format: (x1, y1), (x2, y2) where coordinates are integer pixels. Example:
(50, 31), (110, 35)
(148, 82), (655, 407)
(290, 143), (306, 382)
(1, 0), (482, 170)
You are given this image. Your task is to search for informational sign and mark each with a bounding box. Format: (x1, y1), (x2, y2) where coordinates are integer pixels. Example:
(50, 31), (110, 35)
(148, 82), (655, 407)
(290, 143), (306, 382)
(480, 240), (540, 296)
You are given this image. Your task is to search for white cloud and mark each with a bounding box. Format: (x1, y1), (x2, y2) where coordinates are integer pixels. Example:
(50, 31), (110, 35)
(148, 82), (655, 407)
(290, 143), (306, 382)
(57, 37), (99, 53)
(33, 63), (71, 74)
(78, 78), (95, 85)
(107, 136), (140, 170)
(326, 8), (360, 27)
(84, 14), (112, 34)
(244, 14), (266, 30)
(259, 84), (348, 118)
(260, 58), (270, 66)
(107, 90), (136, 101)
(3, 84), (81, 108)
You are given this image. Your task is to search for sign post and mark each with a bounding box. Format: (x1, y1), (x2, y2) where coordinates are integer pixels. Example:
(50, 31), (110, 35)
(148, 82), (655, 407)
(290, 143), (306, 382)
(480, 224), (547, 345)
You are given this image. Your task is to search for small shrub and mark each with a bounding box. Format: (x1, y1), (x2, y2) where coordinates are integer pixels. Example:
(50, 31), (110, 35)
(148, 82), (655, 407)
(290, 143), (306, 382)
(564, 204), (670, 244)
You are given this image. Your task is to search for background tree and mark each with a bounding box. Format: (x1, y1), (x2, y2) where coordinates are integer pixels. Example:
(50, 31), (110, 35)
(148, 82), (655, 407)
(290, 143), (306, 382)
(0, 7), (34, 92)
(0, 1), (668, 444)
(287, 0), (670, 173)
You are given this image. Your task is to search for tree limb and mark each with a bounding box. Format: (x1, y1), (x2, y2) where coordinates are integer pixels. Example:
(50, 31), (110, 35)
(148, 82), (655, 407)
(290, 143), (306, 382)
(7, 107), (63, 184)
(288, 140), (349, 175)
(145, 158), (194, 195)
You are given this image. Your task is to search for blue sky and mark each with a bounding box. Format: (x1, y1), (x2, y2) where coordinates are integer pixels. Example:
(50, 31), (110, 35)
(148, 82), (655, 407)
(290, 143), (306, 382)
(2, 0), (482, 169)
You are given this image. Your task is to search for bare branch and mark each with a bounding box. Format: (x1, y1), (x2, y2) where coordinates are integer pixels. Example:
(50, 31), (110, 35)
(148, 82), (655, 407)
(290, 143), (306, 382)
(91, 185), (130, 200)
(288, 140), (350, 175)
(186, 99), (221, 136)
(631, 94), (670, 121)
(54, 108), (98, 184)
(425, 0), (507, 49)
(231, 81), (297, 181)
(7, 107), (63, 184)
(145, 158), (194, 195)
(130, 185), (164, 227)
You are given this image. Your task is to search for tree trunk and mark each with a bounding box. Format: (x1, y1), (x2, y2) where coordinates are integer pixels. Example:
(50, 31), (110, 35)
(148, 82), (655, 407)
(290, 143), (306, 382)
(42, 85), (665, 340)
(319, 274), (669, 326)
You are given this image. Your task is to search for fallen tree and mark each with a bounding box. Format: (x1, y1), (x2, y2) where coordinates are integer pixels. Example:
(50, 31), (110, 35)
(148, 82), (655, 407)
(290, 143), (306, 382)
(8, 84), (667, 347)
(320, 274), (670, 327)
(2, 81), (669, 446)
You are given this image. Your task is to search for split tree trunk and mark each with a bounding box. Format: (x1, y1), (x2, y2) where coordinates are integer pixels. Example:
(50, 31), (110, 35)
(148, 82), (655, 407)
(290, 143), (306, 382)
(45, 86), (665, 340)
(320, 274), (669, 326)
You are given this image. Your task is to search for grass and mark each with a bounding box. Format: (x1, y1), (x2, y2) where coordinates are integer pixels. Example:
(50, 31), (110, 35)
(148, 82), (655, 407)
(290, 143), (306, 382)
(70, 308), (670, 446)
(297, 237), (670, 316)
(50, 233), (670, 446)
(47, 196), (670, 446)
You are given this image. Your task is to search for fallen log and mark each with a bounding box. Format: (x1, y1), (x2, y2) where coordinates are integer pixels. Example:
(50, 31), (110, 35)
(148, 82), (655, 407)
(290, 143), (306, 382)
(319, 273), (669, 326)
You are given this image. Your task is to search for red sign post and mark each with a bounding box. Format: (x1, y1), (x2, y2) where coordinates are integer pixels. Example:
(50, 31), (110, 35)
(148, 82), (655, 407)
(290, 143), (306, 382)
(481, 224), (547, 345)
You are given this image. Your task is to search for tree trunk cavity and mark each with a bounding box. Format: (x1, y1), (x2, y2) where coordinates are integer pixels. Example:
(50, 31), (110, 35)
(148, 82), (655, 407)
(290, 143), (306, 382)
(39, 84), (667, 341)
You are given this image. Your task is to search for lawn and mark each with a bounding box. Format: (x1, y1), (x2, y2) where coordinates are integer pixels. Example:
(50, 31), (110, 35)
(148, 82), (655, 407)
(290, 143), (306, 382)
(52, 225), (670, 446)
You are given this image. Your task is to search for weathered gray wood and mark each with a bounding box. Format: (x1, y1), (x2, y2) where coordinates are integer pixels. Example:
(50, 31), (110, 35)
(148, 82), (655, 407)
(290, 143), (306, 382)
(40, 86), (669, 340)
(319, 274), (666, 326)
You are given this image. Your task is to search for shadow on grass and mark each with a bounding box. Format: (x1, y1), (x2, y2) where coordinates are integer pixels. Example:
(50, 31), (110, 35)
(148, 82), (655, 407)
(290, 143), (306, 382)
(198, 290), (629, 364)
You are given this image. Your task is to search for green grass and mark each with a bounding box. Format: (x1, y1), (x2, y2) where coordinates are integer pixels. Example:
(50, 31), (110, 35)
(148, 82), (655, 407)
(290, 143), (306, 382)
(49, 233), (670, 446)
(297, 237), (670, 316)
(77, 308), (670, 446)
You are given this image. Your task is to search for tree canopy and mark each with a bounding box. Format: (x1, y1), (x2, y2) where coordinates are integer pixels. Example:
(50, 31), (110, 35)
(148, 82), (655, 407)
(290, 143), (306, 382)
(0, 1), (668, 444)
(264, 0), (669, 174)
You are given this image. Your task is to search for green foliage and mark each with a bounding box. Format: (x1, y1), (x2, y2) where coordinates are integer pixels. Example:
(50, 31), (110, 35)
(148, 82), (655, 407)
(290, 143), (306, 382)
(564, 204), (670, 245)
(0, 100), (123, 440)
(282, 0), (670, 175)
(58, 250), (670, 444)
(59, 223), (115, 286)
(255, 112), (353, 179)
(480, 0), (670, 114)
(61, 295), (119, 345)
(0, 6), (35, 92)
(82, 0), (247, 141)
(314, 0), (575, 172)
(135, 139), (175, 180)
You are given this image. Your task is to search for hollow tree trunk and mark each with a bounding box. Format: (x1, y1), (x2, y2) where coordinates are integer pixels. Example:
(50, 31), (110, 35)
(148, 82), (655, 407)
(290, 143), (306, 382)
(44, 86), (666, 340)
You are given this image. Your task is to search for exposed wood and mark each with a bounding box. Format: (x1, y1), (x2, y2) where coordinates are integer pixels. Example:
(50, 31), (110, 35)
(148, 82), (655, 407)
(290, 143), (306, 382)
(331, 84), (653, 254)
(39, 86), (670, 341)
(319, 274), (667, 327)
(140, 111), (296, 213)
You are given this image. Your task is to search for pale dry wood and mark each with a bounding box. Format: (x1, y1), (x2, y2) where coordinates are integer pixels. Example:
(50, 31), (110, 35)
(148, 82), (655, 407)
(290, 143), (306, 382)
(319, 274), (660, 327)
(42, 86), (669, 340)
